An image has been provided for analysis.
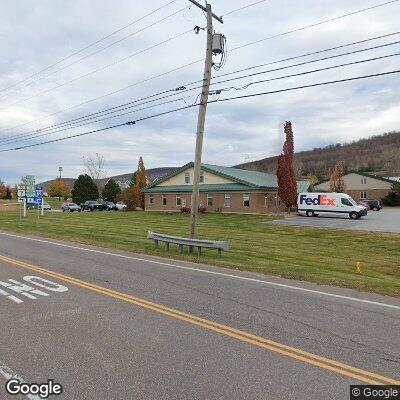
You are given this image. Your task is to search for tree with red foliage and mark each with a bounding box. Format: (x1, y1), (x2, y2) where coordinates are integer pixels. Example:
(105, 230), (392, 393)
(277, 121), (298, 209)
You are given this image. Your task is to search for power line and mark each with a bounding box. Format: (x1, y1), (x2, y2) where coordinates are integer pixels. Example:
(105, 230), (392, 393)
(1, 68), (399, 153)
(211, 69), (400, 104)
(222, 0), (269, 16)
(5, 50), (397, 146)
(1, 96), (193, 146)
(230, 0), (400, 51)
(215, 51), (400, 93)
(214, 30), (400, 79)
(3, 0), (398, 134)
(0, 0), (180, 96)
(2, 28), (194, 111)
(0, 6), (189, 103)
(3, 36), (399, 144)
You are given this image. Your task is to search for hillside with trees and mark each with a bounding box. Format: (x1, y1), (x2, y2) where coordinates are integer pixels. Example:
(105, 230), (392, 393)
(236, 131), (400, 179)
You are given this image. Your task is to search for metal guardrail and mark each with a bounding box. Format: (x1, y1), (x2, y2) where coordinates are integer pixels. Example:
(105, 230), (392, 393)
(147, 231), (230, 256)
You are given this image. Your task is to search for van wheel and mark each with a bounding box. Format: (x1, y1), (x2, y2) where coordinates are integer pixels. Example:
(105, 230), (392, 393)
(306, 210), (314, 217)
(349, 212), (359, 220)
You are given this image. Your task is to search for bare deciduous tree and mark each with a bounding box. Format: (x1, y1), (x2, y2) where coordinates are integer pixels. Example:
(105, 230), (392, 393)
(82, 153), (106, 188)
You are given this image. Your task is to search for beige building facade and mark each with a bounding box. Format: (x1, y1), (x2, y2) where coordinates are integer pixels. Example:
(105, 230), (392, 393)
(314, 172), (395, 202)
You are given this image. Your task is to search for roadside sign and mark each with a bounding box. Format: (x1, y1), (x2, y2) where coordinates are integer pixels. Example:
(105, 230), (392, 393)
(25, 176), (36, 200)
(17, 189), (26, 198)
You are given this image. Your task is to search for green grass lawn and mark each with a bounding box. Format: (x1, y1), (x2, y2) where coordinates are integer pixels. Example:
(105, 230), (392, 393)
(0, 210), (399, 297)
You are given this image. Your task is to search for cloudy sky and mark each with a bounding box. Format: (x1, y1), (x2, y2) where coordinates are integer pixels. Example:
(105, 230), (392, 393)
(0, 0), (399, 184)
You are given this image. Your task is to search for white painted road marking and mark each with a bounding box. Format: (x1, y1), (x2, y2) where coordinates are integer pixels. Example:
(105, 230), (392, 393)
(0, 361), (41, 400)
(0, 231), (399, 311)
(0, 275), (68, 304)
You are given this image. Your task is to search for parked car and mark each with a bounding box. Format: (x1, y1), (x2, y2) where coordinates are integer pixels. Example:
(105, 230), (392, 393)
(102, 201), (118, 211)
(40, 202), (52, 211)
(361, 199), (382, 211)
(81, 200), (104, 211)
(359, 202), (370, 211)
(61, 203), (81, 212)
(115, 201), (127, 211)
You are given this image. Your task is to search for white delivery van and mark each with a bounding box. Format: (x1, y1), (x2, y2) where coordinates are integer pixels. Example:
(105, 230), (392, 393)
(297, 192), (367, 219)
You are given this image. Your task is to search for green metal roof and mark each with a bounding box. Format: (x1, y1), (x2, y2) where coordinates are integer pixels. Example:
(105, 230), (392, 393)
(202, 164), (278, 187)
(143, 183), (275, 193)
(143, 162), (310, 193)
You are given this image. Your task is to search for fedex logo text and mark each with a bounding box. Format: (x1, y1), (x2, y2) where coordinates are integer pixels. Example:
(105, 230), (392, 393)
(299, 195), (335, 206)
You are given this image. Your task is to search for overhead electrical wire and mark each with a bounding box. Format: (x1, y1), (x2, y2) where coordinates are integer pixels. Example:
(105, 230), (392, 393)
(230, 0), (400, 51)
(1, 68), (399, 153)
(2, 0), (398, 132)
(222, 0), (269, 16)
(2, 36), (399, 144)
(0, 6), (189, 103)
(0, 0), (180, 95)
(2, 28), (194, 110)
(2, 0), (399, 133)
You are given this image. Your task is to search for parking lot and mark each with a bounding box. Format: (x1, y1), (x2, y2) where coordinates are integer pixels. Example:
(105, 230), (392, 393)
(268, 208), (400, 233)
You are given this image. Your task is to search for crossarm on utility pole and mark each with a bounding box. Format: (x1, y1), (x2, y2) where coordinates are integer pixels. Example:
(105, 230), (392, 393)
(188, 0), (223, 23)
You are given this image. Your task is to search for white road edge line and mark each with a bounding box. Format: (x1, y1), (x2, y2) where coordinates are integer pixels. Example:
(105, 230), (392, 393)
(0, 231), (399, 311)
(0, 361), (41, 400)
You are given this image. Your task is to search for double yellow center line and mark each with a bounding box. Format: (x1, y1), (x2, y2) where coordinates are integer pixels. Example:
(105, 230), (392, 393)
(0, 253), (398, 386)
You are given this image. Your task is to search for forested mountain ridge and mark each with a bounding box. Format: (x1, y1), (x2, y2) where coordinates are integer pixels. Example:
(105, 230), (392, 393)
(236, 131), (400, 179)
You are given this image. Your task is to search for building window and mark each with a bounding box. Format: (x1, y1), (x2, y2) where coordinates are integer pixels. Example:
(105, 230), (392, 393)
(224, 194), (231, 208)
(184, 172), (190, 184)
(200, 171), (205, 183)
(243, 193), (250, 207)
(149, 195), (154, 205)
(162, 194), (167, 206)
(176, 194), (182, 207)
(264, 193), (269, 207)
(361, 177), (367, 185)
(207, 194), (213, 207)
(360, 191), (367, 199)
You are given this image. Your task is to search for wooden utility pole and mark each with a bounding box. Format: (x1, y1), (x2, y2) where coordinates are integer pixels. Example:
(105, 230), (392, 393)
(189, 2), (214, 239)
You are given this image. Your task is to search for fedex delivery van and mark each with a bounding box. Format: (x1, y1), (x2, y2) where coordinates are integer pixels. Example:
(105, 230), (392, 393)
(297, 193), (367, 219)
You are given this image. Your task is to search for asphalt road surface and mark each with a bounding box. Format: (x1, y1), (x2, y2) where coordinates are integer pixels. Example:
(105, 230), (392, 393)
(0, 231), (399, 399)
(268, 208), (400, 233)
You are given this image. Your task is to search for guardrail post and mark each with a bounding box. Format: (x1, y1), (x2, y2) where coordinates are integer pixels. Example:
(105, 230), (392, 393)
(154, 239), (159, 248)
(165, 242), (170, 251)
(179, 244), (183, 254)
(198, 246), (202, 255)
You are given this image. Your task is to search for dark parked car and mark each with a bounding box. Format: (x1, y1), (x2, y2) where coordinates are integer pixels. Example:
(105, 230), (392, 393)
(61, 203), (81, 212)
(362, 199), (382, 211)
(102, 201), (118, 211)
(81, 201), (104, 211)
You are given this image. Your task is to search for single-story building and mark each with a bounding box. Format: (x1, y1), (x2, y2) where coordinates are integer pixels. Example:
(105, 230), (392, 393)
(314, 171), (397, 202)
(142, 162), (309, 214)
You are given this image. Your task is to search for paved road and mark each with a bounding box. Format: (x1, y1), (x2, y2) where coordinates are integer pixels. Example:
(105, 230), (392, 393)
(268, 208), (400, 233)
(0, 231), (399, 399)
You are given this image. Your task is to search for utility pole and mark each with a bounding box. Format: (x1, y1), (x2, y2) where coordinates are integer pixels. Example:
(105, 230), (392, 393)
(189, 1), (223, 239)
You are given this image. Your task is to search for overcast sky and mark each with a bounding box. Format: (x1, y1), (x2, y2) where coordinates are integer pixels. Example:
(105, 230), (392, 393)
(0, 0), (399, 184)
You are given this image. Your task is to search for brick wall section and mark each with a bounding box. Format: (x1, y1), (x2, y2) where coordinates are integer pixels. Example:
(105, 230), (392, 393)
(144, 191), (284, 214)
(346, 189), (391, 202)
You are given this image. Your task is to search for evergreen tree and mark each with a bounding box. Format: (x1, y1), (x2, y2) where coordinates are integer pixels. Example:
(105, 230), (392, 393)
(102, 179), (121, 202)
(277, 121), (298, 209)
(71, 174), (99, 204)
